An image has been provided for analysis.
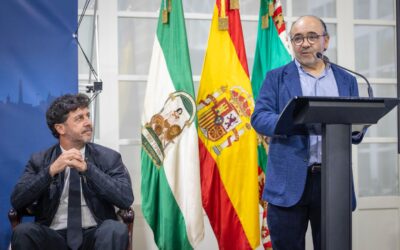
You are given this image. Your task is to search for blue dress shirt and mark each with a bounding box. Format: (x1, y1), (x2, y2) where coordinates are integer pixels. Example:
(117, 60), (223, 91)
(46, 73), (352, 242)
(294, 59), (339, 166)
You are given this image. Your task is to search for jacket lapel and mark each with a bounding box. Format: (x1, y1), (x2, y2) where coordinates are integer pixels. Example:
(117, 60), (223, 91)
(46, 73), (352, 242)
(332, 64), (350, 96)
(84, 143), (97, 167)
(283, 61), (303, 98)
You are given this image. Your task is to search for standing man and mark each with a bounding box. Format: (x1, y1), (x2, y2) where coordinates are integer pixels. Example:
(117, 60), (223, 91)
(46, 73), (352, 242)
(251, 15), (360, 250)
(11, 93), (134, 250)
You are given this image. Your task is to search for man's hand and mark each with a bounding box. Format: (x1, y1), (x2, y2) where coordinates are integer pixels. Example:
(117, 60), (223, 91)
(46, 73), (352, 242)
(49, 148), (87, 177)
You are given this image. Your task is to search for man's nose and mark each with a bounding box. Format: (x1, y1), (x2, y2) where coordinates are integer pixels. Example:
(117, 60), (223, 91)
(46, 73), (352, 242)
(302, 38), (311, 47)
(84, 117), (92, 126)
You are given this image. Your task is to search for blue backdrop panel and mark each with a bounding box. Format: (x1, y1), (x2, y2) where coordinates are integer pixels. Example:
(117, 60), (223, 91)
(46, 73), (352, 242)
(0, 1), (77, 249)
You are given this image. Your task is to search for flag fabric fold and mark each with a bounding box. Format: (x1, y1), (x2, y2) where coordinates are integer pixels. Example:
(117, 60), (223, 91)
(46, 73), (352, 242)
(141, 0), (204, 249)
(251, 0), (292, 249)
(197, 0), (260, 249)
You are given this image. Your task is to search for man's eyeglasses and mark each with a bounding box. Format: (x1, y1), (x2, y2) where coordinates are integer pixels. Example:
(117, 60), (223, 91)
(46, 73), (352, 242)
(291, 32), (326, 46)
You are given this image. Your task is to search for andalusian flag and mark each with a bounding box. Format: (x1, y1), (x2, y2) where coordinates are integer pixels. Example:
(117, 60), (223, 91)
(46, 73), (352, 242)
(141, 0), (204, 249)
(252, 0), (291, 100)
(251, 0), (291, 249)
(197, 0), (259, 249)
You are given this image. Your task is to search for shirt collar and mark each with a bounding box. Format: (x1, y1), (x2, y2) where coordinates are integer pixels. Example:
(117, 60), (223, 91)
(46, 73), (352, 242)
(294, 58), (331, 79)
(60, 145), (86, 156)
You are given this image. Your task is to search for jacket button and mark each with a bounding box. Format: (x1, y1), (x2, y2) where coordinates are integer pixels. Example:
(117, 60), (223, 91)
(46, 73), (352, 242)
(303, 159), (307, 162)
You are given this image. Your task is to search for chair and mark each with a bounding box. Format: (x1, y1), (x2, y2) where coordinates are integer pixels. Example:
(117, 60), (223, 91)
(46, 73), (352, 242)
(8, 206), (135, 250)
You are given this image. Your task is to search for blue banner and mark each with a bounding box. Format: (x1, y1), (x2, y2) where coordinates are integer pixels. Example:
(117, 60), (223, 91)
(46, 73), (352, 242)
(0, 1), (77, 249)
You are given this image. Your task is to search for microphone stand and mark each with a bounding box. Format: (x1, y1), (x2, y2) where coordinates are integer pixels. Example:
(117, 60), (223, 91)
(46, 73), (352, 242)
(316, 52), (371, 141)
(76, 0), (101, 143)
(86, 82), (102, 143)
(316, 52), (374, 98)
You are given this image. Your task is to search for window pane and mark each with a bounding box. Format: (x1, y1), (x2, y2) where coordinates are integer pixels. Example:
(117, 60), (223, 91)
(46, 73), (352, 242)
(183, 1), (214, 13)
(118, 18), (157, 75)
(358, 83), (397, 98)
(239, 0), (260, 16)
(78, 16), (97, 75)
(242, 21), (258, 75)
(293, 0), (336, 18)
(366, 106), (397, 138)
(357, 84), (397, 137)
(194, 81), (200, 99)
(281, 0), (288, 16)
(119, 81), (146, 139)
(120, 144), (141, 204)
(354, 25), (396, 78)
(354, 0), (394, 20)
(324, 24), (337, 64)
(185, 19), (211, 76)
(118, 0), (159, 12)
(358, 143), (399, 197)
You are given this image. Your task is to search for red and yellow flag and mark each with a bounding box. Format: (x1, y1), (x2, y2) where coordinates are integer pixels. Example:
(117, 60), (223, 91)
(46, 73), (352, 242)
(197, 0), (260, 249)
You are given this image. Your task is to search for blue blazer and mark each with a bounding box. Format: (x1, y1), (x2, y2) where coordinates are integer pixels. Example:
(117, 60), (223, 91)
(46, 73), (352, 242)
(251, 60), (359, 208)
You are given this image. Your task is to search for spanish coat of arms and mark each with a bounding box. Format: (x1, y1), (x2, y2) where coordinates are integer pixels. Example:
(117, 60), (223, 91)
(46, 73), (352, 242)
(197, 86), (253, 155)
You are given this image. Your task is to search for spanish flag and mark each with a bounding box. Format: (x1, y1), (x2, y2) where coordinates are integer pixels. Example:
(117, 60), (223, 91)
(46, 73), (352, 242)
(197, 0), (260, 249)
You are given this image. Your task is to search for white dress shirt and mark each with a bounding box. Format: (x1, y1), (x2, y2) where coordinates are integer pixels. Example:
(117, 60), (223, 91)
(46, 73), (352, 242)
(50, 146), (97, 230)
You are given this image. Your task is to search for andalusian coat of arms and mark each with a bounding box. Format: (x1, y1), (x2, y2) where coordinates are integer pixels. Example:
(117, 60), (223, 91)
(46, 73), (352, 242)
(142, 91), (196, 167)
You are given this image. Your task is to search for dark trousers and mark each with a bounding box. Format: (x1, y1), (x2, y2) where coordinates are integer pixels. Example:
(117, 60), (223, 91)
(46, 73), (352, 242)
(11, 219), (128, 250)
(267, 170), (321, 250)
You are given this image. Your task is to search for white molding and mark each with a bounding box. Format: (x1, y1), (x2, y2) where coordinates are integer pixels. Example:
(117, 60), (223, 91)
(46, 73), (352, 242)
(119, 138), (141, 145)
(360, 138), (398, 144)
(353, 19), (396, 26)
(95, 0), (119, 151)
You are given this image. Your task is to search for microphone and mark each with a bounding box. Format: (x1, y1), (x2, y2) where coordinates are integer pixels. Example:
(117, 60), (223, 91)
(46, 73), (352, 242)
(316, 52), (374, 98)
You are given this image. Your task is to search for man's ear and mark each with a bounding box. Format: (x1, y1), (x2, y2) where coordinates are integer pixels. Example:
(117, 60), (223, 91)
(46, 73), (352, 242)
(54, 124), (65, 136)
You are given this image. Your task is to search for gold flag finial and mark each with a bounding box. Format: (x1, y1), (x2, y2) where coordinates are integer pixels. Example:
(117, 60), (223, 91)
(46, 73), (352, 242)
(268, 2), (274, 17)
(218, 0), (229, 30)
(230, 0), (239, 10)
(162, 0), (169, 24)
(261, 0), (273, 29)
(261, 15), (269, 29)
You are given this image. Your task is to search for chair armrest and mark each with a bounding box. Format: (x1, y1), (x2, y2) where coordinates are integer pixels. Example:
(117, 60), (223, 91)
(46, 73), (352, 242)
(8, 204), (37, 230)
(117, 207), (134, 250)
(117, 207), (135, 224)
(8, 208), (22, 230)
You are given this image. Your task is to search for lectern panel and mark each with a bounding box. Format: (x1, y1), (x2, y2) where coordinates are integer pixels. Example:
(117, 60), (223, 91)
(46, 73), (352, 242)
(274, 96), (399, 135)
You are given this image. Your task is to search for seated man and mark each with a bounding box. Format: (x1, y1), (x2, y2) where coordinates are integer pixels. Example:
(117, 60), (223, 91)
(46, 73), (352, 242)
(10, 93), (134, 250)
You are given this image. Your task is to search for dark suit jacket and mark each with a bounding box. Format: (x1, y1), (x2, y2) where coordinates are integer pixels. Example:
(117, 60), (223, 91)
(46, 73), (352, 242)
(251, 60), (359, 208)
(11, 143), (134, 226)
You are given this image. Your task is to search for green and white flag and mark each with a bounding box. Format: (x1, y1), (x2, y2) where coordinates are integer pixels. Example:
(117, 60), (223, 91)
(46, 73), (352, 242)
(141, 0), (204, 249)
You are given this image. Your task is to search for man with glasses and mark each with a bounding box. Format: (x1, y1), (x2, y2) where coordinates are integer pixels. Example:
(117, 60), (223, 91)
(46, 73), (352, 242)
(251, 15), (359, 250)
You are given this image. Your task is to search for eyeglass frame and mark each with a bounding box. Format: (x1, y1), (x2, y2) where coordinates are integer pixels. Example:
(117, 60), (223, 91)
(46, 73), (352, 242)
(290, 32), (327, 46)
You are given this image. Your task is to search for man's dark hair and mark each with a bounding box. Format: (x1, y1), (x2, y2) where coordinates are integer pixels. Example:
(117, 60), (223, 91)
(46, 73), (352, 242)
(46, 93), (90, 138)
